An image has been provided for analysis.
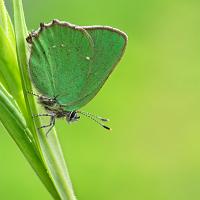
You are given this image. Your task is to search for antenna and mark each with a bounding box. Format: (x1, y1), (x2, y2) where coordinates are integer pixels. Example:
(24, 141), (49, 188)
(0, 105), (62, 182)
(77, 110), (112, 131)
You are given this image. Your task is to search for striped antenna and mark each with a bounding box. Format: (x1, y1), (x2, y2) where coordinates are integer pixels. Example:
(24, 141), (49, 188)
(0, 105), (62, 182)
(77, 110), (111, 131)
(78, 110), (109, 122)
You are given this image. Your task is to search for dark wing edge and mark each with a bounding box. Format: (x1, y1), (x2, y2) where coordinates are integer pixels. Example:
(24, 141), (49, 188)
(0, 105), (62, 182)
(26, 19), (87, 44)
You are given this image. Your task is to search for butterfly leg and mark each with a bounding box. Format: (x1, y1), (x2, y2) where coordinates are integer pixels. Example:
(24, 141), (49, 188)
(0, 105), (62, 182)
(33, 113), (52, 118)
(27, 91), (54, 104)
(27, 91), (41, 98)
(38, 115), (56, 136)
(45, 116), (56, 136)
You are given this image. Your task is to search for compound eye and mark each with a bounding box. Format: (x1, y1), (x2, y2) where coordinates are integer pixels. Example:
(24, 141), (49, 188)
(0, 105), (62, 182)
(66, 111), (80, 123)
(70, 111), (77, 119)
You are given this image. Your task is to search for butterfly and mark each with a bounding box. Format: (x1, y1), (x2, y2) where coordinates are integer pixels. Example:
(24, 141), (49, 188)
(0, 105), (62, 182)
(27, 19), (127, 135)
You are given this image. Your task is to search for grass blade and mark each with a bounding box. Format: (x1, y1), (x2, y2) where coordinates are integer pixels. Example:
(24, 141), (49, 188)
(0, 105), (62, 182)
(0, 26), (24, 103)
(0, 83), (61, 200)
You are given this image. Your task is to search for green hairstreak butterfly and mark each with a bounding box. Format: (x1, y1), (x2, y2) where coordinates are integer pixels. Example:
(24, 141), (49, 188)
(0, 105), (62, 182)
(27, 19), (127, 135)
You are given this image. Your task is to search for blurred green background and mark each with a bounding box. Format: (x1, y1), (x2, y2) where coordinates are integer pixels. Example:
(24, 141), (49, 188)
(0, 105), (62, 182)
(1, 0), (200, 199)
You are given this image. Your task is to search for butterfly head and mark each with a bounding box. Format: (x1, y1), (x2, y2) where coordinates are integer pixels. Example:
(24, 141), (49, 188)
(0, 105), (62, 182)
(66, 111), (80, 123)
(66, 110), (111, 131)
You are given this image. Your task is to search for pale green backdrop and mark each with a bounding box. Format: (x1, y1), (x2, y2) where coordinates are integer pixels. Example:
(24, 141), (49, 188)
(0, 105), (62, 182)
(1, 0), (200, 199)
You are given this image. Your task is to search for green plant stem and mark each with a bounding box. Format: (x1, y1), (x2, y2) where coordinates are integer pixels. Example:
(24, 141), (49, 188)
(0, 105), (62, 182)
(0, 0), (25, 115)
(0, 83), (61, 200)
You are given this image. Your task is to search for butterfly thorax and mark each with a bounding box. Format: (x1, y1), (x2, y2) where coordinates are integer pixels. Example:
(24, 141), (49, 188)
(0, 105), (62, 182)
(38, 95), (80, 122)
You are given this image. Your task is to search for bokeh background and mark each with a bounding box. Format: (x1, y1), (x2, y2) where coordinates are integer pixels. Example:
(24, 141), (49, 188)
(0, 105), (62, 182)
(1, 0), (200, 199)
